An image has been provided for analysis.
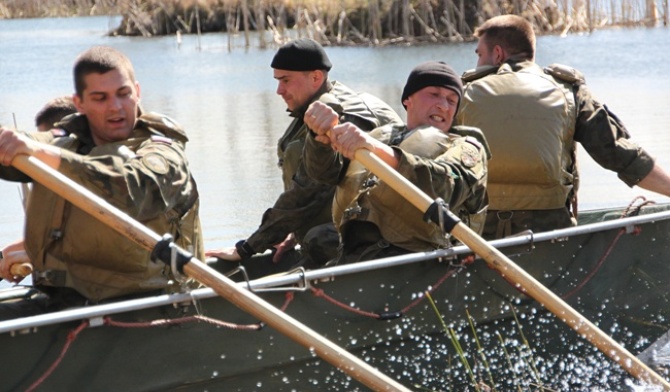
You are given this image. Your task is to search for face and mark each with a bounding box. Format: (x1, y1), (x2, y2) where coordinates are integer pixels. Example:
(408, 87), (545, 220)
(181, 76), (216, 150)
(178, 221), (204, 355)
(273, 69), (322, 112)
(404, 86), (459, 133)
(475, 36), (497, 67)
(73, 69), (140, 145)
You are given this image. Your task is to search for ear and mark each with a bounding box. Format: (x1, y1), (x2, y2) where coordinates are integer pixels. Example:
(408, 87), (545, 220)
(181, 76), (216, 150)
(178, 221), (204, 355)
(493, 45), (507, 65)
(72, 93), (84, 112)
(135, 81), (141, 101)
(312, 70), (325, 86)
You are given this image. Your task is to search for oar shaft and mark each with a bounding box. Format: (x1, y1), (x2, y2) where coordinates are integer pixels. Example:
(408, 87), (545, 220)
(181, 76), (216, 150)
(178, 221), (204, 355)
(355, 149), (670, 390)
(12, 155), (409, 392)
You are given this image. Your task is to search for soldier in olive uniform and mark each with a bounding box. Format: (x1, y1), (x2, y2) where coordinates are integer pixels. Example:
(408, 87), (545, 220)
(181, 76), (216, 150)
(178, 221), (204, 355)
(303, 61), (489, 264)
(457, 15), (670, 239)
(207, 38), (402, 268)
(0, 46), (204, 319)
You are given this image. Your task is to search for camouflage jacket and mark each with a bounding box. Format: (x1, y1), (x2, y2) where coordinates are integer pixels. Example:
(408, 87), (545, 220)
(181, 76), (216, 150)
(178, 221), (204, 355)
(245, 80), (403, 254)
(304, 123), (490, 252)
(0, 112), (204, 301)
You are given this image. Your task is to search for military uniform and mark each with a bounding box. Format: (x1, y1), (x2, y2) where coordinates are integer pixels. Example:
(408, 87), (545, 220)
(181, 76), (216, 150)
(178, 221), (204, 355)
(458, 59), (655, 239)
(243, 80), (403, 265)
(0, 111), (204, 304)
(304, 123), (490, 264)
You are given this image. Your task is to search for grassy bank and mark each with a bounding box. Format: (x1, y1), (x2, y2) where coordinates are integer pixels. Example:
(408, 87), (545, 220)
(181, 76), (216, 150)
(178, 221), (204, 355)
(1, 0), (668, 46)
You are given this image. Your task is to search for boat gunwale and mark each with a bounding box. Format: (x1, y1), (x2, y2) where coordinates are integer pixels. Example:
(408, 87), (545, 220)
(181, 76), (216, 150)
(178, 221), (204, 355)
(1, 205), (669, 334)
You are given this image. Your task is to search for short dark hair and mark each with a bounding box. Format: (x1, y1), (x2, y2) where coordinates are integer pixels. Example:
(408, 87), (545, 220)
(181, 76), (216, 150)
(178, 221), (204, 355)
(474, 15), (535, 60)
(73, 46), (136, 97)
(34, 95), (77, 130)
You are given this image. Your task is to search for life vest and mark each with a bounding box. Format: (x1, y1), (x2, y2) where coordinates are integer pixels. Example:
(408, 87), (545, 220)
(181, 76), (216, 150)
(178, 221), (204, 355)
(24, 113), (204, 302)
(333, 124), (488, 252)
(458, 61), (578, 210)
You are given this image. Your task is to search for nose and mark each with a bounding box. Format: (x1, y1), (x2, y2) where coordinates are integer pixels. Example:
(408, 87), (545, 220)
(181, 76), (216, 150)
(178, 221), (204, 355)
(276, 83), (284, 96)
(109, 96), (123, 110)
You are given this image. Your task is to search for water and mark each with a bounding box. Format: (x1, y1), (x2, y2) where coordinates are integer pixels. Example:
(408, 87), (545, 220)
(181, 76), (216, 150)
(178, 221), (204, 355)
(1, 17), (670, 250)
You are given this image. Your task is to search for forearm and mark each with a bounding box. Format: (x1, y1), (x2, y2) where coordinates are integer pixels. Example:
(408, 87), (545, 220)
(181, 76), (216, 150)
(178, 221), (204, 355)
(637, 163), (670, 197)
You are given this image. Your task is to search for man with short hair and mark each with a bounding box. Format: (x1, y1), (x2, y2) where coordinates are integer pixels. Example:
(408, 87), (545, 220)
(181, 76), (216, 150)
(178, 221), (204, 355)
(303, 61), (489, 264)
(35, 95), (77, 131)
(457, 14), (670, 239)
(207, 38), (402, 268)
(0, 46), (204, 318)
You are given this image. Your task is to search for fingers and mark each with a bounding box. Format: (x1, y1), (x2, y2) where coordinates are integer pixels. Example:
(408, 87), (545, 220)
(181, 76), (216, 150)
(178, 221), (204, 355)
(330, 124), (373, 159)
(205, 247), (242, 262)
(0, 128), (31, 167)
(304, 102), (339, 141)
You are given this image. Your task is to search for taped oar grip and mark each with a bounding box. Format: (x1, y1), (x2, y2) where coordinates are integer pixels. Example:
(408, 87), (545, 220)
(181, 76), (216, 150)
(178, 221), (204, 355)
(423, 198), (460, 233)
(150, 234), (193, 274)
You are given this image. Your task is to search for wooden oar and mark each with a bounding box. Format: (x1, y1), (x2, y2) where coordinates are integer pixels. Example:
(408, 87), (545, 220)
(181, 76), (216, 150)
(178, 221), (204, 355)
(10, 154), (410, 392)
(353, 148), (670, 390)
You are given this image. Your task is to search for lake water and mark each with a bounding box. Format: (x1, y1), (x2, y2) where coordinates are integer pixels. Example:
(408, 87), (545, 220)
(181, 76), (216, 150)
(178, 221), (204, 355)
(1, 15), (670, 390)
(1, 17), (670, 250)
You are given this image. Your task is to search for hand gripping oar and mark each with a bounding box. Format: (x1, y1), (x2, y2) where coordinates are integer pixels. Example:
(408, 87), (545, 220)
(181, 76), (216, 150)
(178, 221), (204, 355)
(0, 250), (33, 280)
(11, 155), (410, 392)
(353, 148), (670, 390)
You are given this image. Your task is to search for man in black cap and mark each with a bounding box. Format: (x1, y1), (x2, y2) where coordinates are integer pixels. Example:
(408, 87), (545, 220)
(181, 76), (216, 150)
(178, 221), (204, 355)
(207, 38), (402, 269)
(302, 61), (490, 264)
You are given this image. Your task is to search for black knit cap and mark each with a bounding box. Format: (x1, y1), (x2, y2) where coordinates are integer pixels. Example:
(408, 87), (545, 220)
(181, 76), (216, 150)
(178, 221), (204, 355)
(401, 61), (463, 109)
(271, 38), (333, 71)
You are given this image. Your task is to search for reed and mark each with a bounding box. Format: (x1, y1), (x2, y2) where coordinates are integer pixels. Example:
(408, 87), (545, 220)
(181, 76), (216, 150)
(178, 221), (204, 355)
(1, 0), (667, 46)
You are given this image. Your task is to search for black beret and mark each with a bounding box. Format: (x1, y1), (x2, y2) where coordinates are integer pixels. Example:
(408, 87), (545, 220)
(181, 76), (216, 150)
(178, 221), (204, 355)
(271, 38), (332, 72)
(401, 61), (463, 109)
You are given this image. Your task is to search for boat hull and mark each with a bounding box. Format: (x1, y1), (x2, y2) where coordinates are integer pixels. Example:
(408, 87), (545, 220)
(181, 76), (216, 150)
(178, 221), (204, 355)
(2, 202), (669, 391)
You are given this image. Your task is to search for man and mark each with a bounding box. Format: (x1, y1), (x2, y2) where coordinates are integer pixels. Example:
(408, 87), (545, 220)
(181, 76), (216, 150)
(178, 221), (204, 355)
(35, 95), (77, 131)
(207, 38), (402, 268)
(457, 14), (670, 239)
(303, 61), (489, 264)
(0, 46), (204, 318)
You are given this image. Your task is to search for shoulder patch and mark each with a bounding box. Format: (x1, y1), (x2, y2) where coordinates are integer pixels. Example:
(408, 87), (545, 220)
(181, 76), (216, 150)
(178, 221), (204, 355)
(142, 152), (170, 175)
(460, 140), (481, 168)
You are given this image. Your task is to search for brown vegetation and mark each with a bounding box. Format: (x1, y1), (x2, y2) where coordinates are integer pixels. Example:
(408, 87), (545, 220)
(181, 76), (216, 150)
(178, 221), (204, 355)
(1, 0), (668, 47)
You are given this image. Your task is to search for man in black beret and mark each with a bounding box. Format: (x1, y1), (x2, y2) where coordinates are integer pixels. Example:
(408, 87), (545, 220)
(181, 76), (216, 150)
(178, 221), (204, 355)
(207, 38), (402, 269)
(301, 61), (490, 265)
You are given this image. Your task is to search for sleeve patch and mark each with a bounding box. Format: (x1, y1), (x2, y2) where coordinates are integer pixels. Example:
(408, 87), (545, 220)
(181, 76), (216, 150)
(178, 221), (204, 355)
(142, 152), (170, 175)
(460, 142), (481, 168)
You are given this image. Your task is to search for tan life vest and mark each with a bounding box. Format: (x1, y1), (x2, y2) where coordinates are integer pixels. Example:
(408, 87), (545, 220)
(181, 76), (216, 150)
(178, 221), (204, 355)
(333, 125), (488, 252)
(24, 127), (203, 302)
(458, 62), (578, 210)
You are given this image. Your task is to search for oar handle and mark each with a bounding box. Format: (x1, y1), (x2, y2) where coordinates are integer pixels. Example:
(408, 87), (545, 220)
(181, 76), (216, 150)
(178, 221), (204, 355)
(354, 148), (670, 390)
(9, 262), (32, 278)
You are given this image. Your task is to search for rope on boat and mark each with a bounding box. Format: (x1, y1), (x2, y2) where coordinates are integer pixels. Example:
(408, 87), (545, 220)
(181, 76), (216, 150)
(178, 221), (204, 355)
(24, 314), (262, 390)
(561, 196), (650, 300)
(296, 256), (473, 320)
(25, 320), (89, 392)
